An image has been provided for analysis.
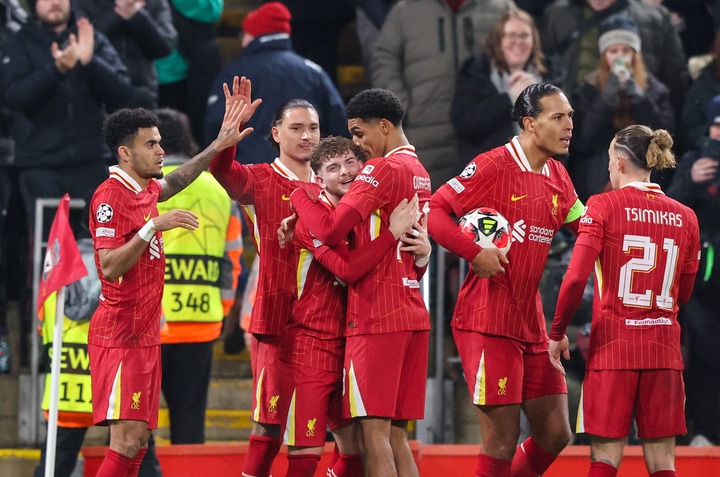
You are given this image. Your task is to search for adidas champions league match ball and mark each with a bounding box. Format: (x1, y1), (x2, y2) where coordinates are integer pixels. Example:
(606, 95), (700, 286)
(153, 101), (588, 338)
(458, 207), (512, 254)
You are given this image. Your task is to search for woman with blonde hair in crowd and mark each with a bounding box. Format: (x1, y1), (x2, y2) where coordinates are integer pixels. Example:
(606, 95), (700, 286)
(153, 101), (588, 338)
(451, 8), (546, 165)
(569, 13), (674, 202)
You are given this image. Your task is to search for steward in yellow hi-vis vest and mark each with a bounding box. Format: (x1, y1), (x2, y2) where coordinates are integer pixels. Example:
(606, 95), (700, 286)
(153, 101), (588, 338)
(154, 109), (243, 444)
(158, 163), (242, 342)
(41, 291), (94, 426)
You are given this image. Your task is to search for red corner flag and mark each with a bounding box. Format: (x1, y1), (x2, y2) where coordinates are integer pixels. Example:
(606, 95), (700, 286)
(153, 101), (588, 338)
(37, 194), (88, 315)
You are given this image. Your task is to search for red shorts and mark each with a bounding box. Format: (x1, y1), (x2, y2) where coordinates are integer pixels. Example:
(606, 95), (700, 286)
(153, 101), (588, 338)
(279, 362), (350, 447)
(88, 344), (161, 429)
(453, 329), (567, 406)
(578, 369), (686, 439)
(251, 334), (283, 425)
(343, 330), (428, 420)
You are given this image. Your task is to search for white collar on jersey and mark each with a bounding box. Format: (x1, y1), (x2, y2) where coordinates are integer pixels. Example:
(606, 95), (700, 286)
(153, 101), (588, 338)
(505, 137), (551, 176)
(621, 181), (665, 194)
(384, 144), (417, 158)
(108, 165), (143, 193)
(271, 157), (316, 182)
(318, 190), (336, 208)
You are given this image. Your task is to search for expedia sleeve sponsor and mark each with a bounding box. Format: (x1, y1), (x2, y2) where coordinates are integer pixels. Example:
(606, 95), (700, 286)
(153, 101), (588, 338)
(164, 254), (222, 285)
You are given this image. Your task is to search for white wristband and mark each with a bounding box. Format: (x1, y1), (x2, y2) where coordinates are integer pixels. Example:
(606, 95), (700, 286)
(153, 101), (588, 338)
(415, 251), (431, 267)
(138, 219), (156, 242)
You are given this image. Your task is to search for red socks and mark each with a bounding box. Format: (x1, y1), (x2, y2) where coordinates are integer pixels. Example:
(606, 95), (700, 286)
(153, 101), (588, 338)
(128, 447), (148, 477)
(95, 448), (133, 477)
(475, 453), (512, 477)
(286, 454), (320, 477)
(328, 445), (341, 469)
(511, 437), (558, 476)
(242, 435), (282, 477)
(588, 461), (618, 477)
(329, 452), (363, 477)
(650, 472), (678, 477)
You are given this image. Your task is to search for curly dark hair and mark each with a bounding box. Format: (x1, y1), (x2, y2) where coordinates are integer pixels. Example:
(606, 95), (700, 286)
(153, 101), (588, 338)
(346, 88), (404, 126)
(103, 108), (159, 160)
(310, 136), (364, 174)
(155, 108), (199, 157)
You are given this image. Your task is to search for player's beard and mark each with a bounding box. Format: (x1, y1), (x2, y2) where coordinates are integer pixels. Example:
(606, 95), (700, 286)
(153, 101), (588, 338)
(149, 170), (164, 180)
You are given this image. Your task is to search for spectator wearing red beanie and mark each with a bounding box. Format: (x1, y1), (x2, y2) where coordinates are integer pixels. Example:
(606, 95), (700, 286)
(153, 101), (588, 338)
(241, 1), (291, 38)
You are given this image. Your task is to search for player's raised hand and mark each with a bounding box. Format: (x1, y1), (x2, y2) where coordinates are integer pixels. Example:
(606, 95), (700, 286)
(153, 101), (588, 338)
(470, 246), (509, 278)
(548, 336), (570, 376)
(277, 213), (297, 249)
(213, 100), (254, 152)
(223, 76), (262, 126)
(153, 209), (199, 232)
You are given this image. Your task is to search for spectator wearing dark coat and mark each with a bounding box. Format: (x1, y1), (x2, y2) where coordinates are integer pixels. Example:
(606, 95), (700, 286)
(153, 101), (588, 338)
(204, 2), (347, 164)
(569, 14), (674, 202)
(542, 0), (688, 115)
(451, 8), (546, 166)
(74, 0), (176, 109)
(667, 95), (720, 447)
(0, 0), (130, 233)
(678, 30), (720, 154)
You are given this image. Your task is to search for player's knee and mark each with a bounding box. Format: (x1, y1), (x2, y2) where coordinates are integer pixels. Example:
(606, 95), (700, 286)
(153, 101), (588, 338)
(483, 440), (518, 461)
(110, 432), (146, 458)
(542, 426), (572, 454)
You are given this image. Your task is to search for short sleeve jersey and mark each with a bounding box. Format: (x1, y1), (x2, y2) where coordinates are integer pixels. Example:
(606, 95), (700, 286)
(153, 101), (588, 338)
(88, 166), (164, 348)
(220, 158), (318, 336)
(283, 194), (345, 372)
(577, 182), (700, 370)
(436, 138), (584, 343)
(339, 145), (432, 335)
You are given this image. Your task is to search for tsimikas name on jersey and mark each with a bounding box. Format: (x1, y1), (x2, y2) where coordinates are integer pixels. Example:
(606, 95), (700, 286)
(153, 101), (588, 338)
(624, 207), (683, 227)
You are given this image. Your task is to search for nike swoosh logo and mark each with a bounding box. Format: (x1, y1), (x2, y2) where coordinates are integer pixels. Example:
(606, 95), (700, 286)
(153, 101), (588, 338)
(510, 194), (527, 202)
(281, 194), (291, 201)
(144, 213), (152, 221)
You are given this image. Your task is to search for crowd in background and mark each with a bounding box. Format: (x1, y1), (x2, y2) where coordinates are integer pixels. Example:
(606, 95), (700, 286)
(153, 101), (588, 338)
(0, 0), (719, 450)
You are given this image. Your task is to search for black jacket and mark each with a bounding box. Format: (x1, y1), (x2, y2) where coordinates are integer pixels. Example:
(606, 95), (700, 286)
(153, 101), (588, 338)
(678, 62), (720, 155)
(74, 0), (176, 108)
(451, 54), (518, 166)
(569, 73), (674, 201)
(0, 15), (130, 168)
(204, 35), (347, 164)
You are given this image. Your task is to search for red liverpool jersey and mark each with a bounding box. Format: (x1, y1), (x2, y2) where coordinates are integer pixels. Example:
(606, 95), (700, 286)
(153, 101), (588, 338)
(284, 192), (400, 370)
(436, 138), (584, 343)
(284, 195), (346, 372)
(576, 183), (700, 370)
(88, 166), (164, 348)
(340, 145), (432, 335)
(211, 153), (318, 336)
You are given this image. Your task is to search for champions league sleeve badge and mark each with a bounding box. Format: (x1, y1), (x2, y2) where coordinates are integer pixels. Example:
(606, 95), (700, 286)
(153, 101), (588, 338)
(96, 203), (114, 223)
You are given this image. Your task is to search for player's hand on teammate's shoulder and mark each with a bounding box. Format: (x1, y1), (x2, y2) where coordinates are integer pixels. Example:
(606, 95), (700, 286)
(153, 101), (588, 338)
(154, 209), (199, 232)
(470, 247), (509, 278)
(277, 213), (297, 249)
(548, 336), (570, 376)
